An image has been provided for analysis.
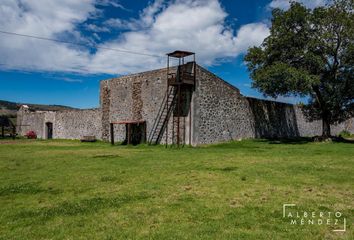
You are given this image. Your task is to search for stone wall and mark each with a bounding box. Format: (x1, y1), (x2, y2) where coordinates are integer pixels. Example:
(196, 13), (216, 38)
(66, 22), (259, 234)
(54, 109), (102, 139)
(17, 64), (354, 144)
(294, 107), (354, 137)
(193, 66), (254, 144)
(246, 97), (300, 138)
(17, 108), (102, 140)
(17, 109), (46, 138)
(101, 68), (182, 143)
(100, 82), (111, 141)
(193, 65), (354, 144)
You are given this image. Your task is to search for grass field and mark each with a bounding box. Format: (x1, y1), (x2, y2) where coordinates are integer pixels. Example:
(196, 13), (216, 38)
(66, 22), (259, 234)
(0, 139), (353, 239)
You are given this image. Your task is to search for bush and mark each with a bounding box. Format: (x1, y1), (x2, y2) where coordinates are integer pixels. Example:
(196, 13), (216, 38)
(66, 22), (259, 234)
(338, 130), (352, 138)
(25, 131), (37, 139)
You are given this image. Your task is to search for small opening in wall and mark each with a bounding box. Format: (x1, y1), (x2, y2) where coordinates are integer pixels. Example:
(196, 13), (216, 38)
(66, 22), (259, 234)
(46, 122), (53, 139)
(110, 121), (146, 146)
(123, 122), (146, 145)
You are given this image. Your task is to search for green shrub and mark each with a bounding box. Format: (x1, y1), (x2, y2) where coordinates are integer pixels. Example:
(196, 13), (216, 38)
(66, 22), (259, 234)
(338, 130), (351, 138)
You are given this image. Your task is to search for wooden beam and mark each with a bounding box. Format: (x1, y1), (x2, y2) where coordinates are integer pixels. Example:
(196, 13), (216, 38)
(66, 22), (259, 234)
(110, 123), (114, 145)
(111, 120), (145, 124)
(127, 123), (131, 145)
(189, 101), (192, 146)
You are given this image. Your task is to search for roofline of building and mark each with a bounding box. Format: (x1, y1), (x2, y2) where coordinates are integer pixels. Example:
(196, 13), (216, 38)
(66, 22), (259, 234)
(18, 108), (100, 114)
(101, 66), (176, 83)
(101, 64), (299, 107)
(196, 64), (241, 95)
(246, 96), (297, 106)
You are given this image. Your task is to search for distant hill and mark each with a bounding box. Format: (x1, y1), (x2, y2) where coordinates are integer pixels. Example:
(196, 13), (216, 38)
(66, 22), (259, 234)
(0, 100), (76, 117)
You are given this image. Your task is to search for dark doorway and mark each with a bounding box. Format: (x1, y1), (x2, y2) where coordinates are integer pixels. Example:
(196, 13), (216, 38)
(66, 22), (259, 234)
(110, 121), (146, 146)
(123, 122), (146, 145)
(0, 116), (16, 139)
(46, 122), (53, 139)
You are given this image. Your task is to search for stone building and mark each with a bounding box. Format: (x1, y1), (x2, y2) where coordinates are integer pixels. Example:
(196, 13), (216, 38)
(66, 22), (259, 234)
(17, 51), (354, 145)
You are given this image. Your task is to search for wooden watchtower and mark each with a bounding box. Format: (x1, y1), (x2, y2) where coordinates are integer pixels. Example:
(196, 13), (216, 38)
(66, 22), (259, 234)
(148, 50), (196, 146)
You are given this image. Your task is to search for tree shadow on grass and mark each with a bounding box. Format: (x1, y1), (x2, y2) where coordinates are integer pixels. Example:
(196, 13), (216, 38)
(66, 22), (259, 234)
(332, 137), (354, 144)
(265, 137), (314, 145)
(265, 136), (354, 144)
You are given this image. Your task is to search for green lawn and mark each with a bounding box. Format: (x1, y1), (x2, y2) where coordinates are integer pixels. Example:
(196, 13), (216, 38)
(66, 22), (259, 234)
(0, 139), (353, 239)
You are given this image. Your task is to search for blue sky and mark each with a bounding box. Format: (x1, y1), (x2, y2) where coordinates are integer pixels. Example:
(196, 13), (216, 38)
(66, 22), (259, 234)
(0, 0), (325, 108)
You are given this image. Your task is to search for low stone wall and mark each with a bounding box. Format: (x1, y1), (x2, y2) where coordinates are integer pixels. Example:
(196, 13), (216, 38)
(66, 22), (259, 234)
(245, 97), (300, 138)
(17, 110), (46, 138)
(17, 108), (102, 140)
(294, 107), (354, 137)
(54, 109), (102, 140)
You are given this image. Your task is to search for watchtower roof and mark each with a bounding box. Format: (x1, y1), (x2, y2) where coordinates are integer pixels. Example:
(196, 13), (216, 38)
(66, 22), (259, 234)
(167, 50), (195, 58)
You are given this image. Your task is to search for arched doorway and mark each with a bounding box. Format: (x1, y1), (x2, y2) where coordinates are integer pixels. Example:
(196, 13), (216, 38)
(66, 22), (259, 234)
(46, 122), (53, 139)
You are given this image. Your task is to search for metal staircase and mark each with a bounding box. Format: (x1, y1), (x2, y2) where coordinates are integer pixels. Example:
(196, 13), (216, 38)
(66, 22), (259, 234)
(148, 86), (177, 145)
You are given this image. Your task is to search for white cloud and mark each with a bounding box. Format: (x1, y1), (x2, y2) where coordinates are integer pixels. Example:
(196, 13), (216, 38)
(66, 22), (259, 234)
(103, 18), (139, 30)
(84, 23), (110, 32)
(93, 33), (101, 41)
(88, 0), (270, 74)
(0, 0), (95, 72)
(61, 78), (84, 83)
(269, 0), (330, 9)
(0, 0), (96, 36)
(0, 0), (270, 75)
(96, 0), (130, 11)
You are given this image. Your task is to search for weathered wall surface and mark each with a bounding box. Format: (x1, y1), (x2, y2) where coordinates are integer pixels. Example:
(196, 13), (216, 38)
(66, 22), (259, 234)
(193, 66), (354, 144)
(193, 66), (254, 144)
(294, 107), (323, 136)
(100, 82), (111, 141)
(244, 98), (354, 138)
(54, 109), (102, 139)
(17, 109), (102, 140)
(332, 118), (354, 135)
(245, 97), (300, 138)
(17, 65), (353, 144)
(294, 107), (354, 137)
(17, 110), (46, 138)
(101, 68), (183, 143)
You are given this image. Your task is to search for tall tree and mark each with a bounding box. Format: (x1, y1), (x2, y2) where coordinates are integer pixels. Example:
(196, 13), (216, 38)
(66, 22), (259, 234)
(245, 0), (354, 137)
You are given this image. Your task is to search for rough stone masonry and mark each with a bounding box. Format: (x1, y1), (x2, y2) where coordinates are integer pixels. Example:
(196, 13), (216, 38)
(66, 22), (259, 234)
(17, 65), (354, 145)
